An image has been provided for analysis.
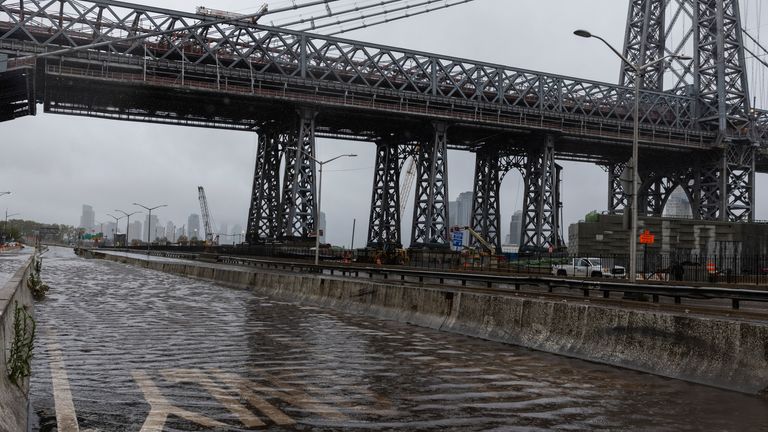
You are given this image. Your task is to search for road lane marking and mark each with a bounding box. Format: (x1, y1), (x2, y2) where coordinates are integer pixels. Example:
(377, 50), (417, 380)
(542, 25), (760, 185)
(212, 370), (296, 426)
(132, 370), (230, 432)
(47, 330), (80, 432)
(163, 369), (266, 428)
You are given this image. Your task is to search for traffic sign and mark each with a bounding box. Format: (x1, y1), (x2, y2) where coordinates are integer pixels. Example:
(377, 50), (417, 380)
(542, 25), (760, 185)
(639, 230), (655, 245)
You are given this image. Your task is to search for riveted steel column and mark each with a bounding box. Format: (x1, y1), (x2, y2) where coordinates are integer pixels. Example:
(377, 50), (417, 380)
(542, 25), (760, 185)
(725, 143), (756, 222)
(367, 139), (402, 248)
(521, 136), (557, 252)
(470, 149), (502, 253)
(620, 0), (666, 90)
(411, 123), (449, 248)
(245, 127), (283, 243)
(608, 162), (628, 215)
(279, 108), (317, 239)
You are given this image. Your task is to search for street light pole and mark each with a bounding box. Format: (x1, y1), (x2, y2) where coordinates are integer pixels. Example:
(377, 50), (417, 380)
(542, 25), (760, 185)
(116, 209), (141, 247)
(106, 213), (125, 246)
(574, 29), (690, 283)
(286, 148), (358, 266)
(133, 203), (168, 252)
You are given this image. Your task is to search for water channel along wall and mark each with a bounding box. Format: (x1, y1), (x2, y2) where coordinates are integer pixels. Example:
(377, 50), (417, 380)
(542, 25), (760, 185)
(0, 253), (34, 432)
(88, 250), (768, 396)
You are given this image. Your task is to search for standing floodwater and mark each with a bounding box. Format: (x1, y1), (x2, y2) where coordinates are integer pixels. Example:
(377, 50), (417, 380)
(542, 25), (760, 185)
(30, 247), (768, 431)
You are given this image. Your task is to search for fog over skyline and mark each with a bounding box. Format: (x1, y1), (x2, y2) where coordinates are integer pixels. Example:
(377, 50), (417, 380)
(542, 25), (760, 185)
(1, 0), (767, 246)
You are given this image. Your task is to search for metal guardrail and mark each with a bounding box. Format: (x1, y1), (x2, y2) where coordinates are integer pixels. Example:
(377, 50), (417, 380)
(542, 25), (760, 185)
(214, 254), (768, 311)
(88, 248), (768, 310)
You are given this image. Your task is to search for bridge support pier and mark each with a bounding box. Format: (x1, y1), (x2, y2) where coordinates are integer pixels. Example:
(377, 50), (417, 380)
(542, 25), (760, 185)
(411, 123), (449, 248)
(470, 149), (503, 253)
(367, 139), (402, 248)
(521, 136), (559, 252)
(245, 127), (283, 243)
(279, 108), (318, 239)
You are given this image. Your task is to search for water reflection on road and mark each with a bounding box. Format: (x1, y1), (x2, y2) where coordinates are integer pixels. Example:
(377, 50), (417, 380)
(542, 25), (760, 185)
(30, 247), (768, 431)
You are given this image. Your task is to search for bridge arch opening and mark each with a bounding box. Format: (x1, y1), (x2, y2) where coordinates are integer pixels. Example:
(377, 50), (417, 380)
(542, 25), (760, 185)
(661, 186), (693, 219)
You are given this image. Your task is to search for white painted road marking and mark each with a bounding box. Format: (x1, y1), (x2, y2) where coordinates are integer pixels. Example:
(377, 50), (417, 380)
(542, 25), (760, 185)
(132, 370), (230, 432)
(47, 329), (80, 432)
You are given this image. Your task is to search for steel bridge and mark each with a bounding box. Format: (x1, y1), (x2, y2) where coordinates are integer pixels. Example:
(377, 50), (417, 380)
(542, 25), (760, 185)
(1, 0), (767, 252)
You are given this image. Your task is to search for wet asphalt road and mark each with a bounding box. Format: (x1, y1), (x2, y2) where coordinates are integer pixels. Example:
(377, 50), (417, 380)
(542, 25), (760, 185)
(28, 247), (768, 431)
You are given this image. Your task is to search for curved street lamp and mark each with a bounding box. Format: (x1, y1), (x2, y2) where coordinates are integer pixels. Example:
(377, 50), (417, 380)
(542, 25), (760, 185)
(574, 29), (691, 282)
(133, 203), (168, 252)
(115, 209), (142, 247)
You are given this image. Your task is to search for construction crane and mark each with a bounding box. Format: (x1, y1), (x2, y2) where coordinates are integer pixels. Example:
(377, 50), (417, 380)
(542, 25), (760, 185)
(399, 156), (417, 219)
(198, 186), (217, 245)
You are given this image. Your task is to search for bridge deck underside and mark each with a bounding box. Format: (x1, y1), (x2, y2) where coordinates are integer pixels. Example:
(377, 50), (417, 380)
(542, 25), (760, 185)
(37, 63), (735, 167)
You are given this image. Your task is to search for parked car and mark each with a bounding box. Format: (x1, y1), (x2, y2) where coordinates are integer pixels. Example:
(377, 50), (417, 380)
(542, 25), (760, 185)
(552, 257), (626, 278)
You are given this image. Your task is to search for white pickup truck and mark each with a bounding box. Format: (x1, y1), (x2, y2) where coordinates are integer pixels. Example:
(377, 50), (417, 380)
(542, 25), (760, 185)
(552, 257), (626, 278)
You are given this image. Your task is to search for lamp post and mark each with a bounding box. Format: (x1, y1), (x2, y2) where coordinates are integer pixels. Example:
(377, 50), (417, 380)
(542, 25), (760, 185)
(286, 148), (358, 266)
(115, 209), (141, 247)
(133, 203), (168, 252)
(574, 29), (690, 282)
(106, 213), (125, 246)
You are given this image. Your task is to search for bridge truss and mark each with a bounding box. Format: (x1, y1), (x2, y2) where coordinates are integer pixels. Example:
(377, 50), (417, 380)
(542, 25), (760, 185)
(0, 0), (767, 252)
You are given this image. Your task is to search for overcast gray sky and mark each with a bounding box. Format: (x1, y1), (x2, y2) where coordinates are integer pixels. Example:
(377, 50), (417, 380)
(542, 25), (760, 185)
(1, 0), (767, 246)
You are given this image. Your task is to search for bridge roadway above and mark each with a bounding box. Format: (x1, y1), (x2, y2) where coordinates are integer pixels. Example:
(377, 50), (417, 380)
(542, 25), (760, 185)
(27, 246), (768, 430)
(1, 0), (767, 169)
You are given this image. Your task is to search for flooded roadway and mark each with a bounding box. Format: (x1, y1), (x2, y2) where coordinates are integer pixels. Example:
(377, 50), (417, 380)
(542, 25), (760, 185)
(30, 247), (768, 431)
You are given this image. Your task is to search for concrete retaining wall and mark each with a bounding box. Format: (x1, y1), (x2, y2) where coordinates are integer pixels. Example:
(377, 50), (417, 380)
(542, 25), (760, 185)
(0, 254), (34, 432)
(96, 251), (768, 396)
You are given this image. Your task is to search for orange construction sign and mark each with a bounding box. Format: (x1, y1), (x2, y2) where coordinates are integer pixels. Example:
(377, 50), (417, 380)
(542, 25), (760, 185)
(639, 230), (655, 245)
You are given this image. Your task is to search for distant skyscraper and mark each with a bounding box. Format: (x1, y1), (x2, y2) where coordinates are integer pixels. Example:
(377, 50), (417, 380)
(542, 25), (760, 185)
(449, 192), (473, 227)
(129, 221), (143, 242)
(79, 205), (95, 230)
(507, 210), (523, 246)
(145, 214), (160, 241)
(219, 223), (229, 238)
(165, 221), (176, 241)
(176, 226), (185, 240)
(188, 214), (201, 240)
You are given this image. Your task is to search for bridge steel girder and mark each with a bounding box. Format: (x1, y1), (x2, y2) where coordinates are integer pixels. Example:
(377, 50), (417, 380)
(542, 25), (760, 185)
(607, 162), (628, 215)
(470, 150), (502, 254)
(724, 143), (756, 222)
(411, 123), (449, 248)
(620, 0), (666, 91)
(246, 127), (283, 244)
(279, 108), (318, 239)
(521, 136), (558, 252)
(367, 140), (402, 249)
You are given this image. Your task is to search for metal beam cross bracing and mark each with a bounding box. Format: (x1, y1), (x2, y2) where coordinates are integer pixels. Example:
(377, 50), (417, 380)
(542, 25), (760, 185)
(620, 0), (666, 91)
(607, 161), (629, 215)
(521, 136), (558, 252)
(410, 123), (449, 248)
(367, 139), (402, 248)
(279, 108), (318, 239)
(246, 126), (284, 243)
